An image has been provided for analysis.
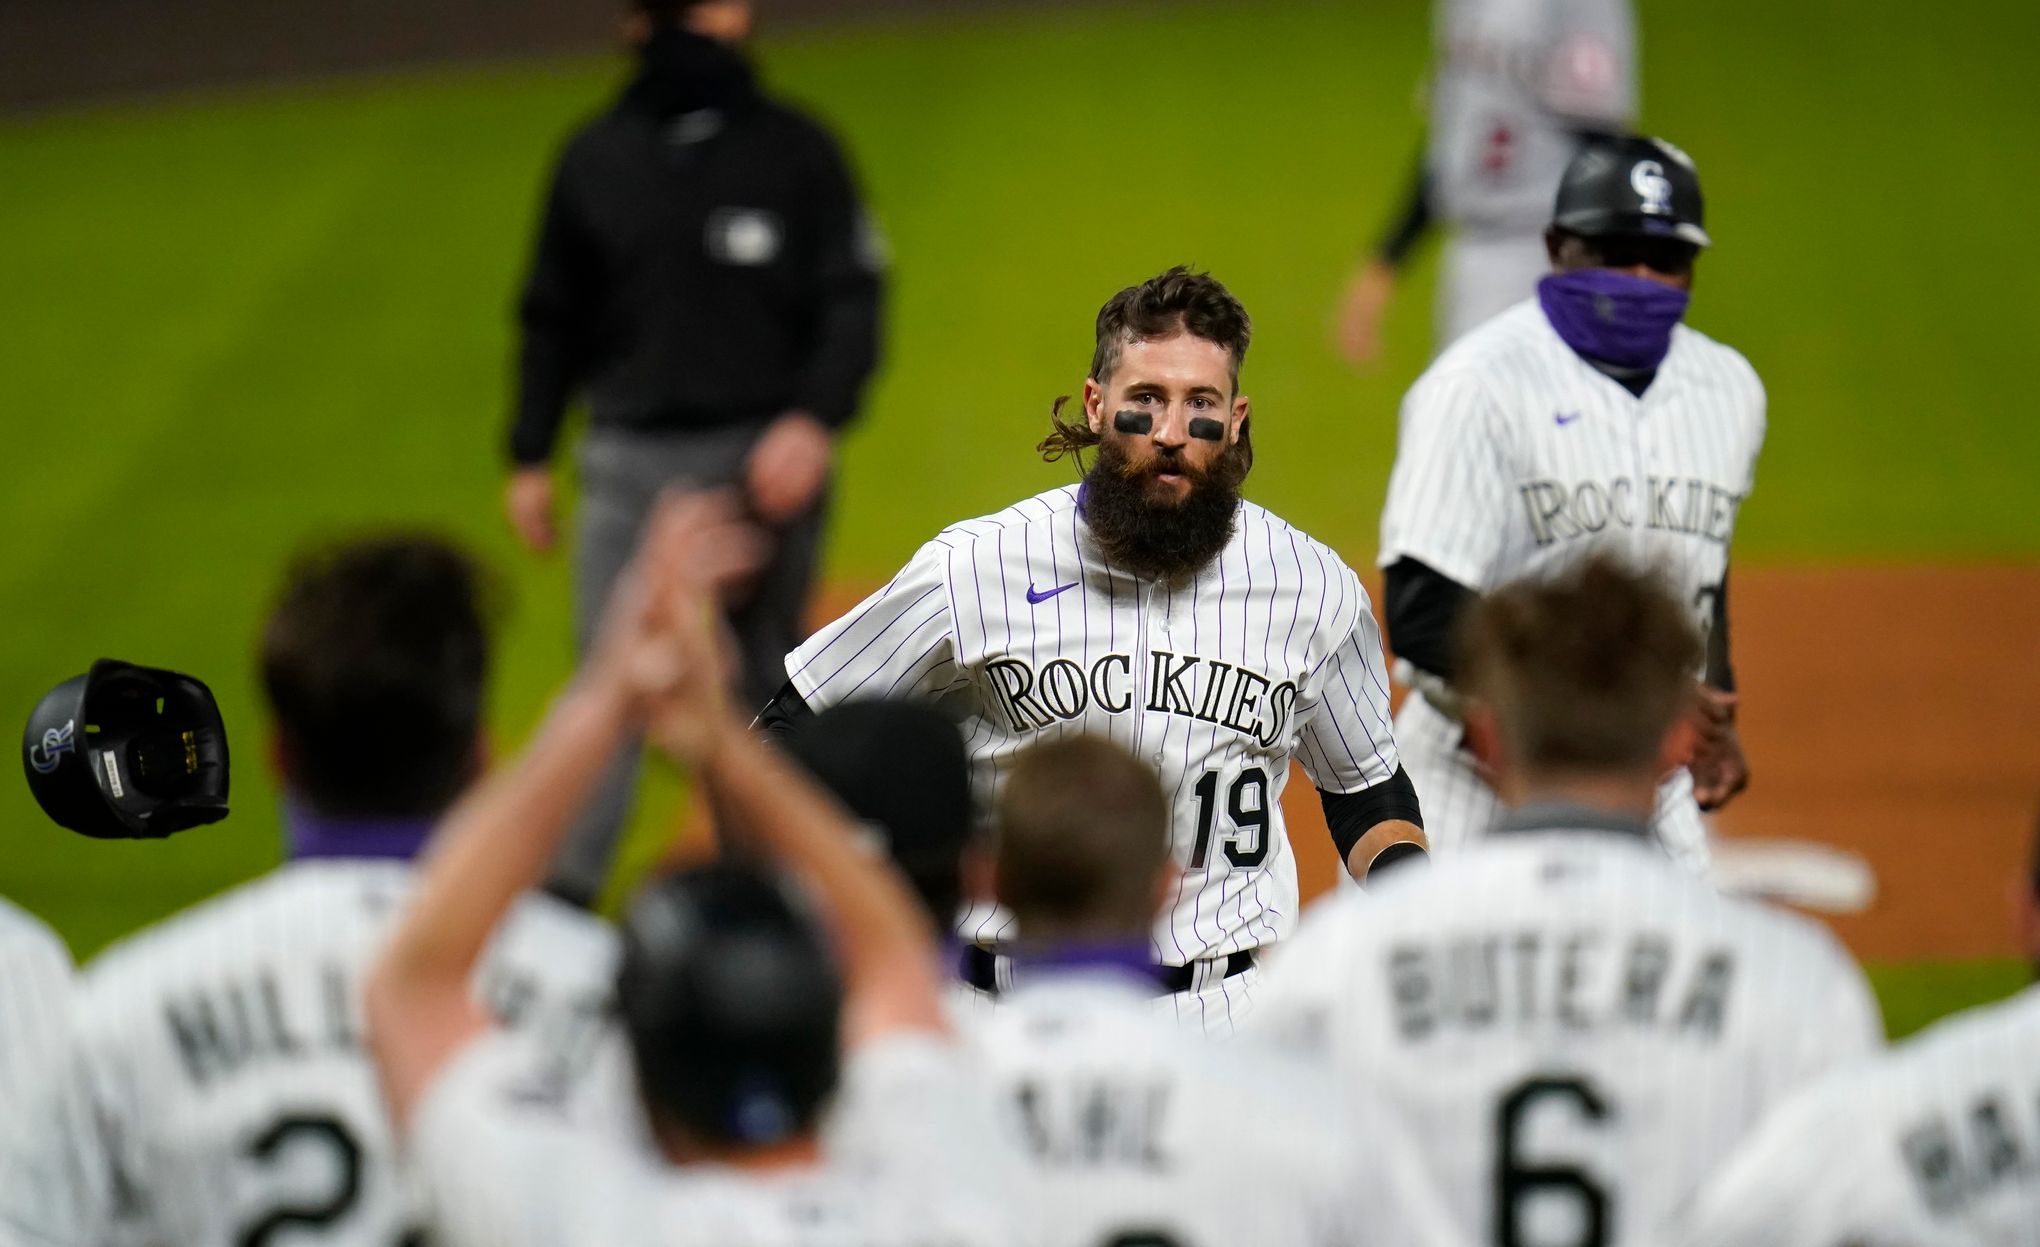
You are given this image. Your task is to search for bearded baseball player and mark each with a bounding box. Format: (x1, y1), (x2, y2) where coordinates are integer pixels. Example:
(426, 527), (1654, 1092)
(73, 538), (617, 1247)
(1674, 815), (2040, 1247)
(1259, 557), (1882, 1247)
(1336, 0), (1638, 362)
(973, 733), (1456, 1247)
(1378, 133), (1757, 869)
(764, 267), (1427, 1030)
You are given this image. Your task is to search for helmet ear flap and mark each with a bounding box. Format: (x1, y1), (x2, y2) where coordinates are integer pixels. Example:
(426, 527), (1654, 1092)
(22, 660), (231, 840)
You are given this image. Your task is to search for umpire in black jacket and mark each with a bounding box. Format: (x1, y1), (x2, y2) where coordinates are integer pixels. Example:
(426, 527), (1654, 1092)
(504, 0), (884, 905)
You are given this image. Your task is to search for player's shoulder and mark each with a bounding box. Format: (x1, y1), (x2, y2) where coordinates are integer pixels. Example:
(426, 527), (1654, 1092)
(492, 889), (622, 980)
(1670, 321), (1765, 392)
(0, 896), (71, 970)
(932, 485), (1080, 547)
(84, 859), (409, 995)
(1890, 982), (2040, 1076)
(1404, 300), (1555, 411)
(1234, 501), (1365, 595)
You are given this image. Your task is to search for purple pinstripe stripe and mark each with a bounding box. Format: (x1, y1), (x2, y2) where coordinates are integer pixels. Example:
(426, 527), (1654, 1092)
(804, 585), (942, 692)
(1329, 646), (1392, 776)
(861, 627), (955, 700)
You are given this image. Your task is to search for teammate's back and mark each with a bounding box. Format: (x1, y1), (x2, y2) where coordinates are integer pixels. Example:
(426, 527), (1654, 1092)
(1260, 556), (1881, 1246)
(72, 533), (616, 1247)
(1677, 834), (2040, 1247)
(1267, 829), (1877, 1245)
(79, 862), (612, 1247)
(974, 733), (1449, 1247)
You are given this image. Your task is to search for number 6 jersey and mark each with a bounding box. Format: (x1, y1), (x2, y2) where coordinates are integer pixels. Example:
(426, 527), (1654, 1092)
(1257, 809), (1883, 1247)
(784, 485), (1405, 975)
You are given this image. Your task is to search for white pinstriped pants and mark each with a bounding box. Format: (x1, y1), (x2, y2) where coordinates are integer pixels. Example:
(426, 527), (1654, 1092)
(1394, 691), (1712, 873)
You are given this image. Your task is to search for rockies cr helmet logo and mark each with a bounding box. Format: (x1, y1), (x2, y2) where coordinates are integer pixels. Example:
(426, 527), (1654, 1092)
(29, 719), (76, 774)
(1631, 159), (1674, 216)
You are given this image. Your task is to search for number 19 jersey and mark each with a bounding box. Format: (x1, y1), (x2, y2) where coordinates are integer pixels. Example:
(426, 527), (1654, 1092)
(1258, 820), (1882, 1247)
(784, 485), (1404, 970)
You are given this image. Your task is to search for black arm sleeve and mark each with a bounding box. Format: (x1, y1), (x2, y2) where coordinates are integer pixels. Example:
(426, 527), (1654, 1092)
(508, 151), (604, 466)
(791, 136), (884, 430)
(1705, 571), (1736, 692)
(1319, 766), (1424, 862)
(1374, 148), (1436, 270)
(755, 680), (816, 739)
(1383, 557), (1478, 681)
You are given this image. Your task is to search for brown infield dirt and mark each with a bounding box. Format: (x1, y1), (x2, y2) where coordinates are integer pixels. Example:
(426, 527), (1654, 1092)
(811, 563), (2040, 964)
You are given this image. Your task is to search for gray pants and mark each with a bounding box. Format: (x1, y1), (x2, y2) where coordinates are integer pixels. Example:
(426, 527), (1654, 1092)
(547, 421), (830, 906)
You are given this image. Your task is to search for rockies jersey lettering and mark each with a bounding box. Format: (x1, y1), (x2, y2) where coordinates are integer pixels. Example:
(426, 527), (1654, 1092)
(1259, 830), (1882, 1247)
(75, 859), (617, 1247)
(1678, 985), (2040, 1247)
(786, 485), (1401, 968)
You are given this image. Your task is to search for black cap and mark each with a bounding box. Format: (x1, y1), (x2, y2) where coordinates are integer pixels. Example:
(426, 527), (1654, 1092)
(783, 699), (974, 924)
(618, 863), (842, 1148)
(1552, 134), (1710, 248)
(23, 659), (230, 840)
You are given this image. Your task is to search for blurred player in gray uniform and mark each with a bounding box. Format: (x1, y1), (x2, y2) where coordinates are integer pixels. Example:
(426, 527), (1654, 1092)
(365, 493), (1016, 1247)
(1674, 813), (2040, 1247)
(1377, 135), (1757, 868)
(971, 734), (1456, 1247)
(75, 538), (617, 1247)
(764, 268), (1426, 1033)
(1336, 0), (1636, 363)
(1260, 557), (1881, 1247)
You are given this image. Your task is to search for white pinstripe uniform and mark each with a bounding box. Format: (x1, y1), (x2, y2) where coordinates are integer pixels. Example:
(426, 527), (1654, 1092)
(407, 1031), (1019, 1247)
(1428, 0), (1637, 346)
(0, 898), (105, 1247)
(74, 860), (616, 1247)
(1676, 984), (2040, 1247)
(1379, 299), (1766, 869)
(1258, 816), (1883, 1247)
(784, 484), (1404, 1033)
(970, 967), (1461, 1247)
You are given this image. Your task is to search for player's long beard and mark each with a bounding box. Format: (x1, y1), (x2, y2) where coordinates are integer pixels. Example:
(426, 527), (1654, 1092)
(1082, 436), (1250, 582)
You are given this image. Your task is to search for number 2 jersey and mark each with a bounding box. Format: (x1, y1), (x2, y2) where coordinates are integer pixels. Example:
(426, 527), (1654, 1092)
(73, 858), (618, 1247)
(784, 485), (1404, 967)
(1257, 810), (1882, 1247)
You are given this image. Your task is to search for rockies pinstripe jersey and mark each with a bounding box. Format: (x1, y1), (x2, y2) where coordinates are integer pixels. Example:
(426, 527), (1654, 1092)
(971, 967), (1458, 1247)
(1379, 299), (1765, 857)
(1430, 0), (1637, 235)
(75, 859), (616, 1247)
(1677, 984), (2040, 1247)
(408, 1031), (1019, 1247)
(785, 485), (1403, 966)
(0, 899), (105, 1247)
(1258, 817), (1881, 1247)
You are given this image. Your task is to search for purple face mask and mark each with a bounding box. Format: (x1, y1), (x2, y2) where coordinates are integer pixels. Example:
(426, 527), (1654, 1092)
(1537, 269), (1691, 372)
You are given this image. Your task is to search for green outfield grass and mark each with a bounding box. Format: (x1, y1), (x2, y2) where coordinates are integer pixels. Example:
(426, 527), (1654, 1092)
(1, 1), (2034, 1032)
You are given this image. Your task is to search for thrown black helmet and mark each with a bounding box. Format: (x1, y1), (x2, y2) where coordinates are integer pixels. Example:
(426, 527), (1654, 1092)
(23, 659), (230, 839)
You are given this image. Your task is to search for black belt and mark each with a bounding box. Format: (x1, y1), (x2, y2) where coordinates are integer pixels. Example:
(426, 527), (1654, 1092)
(960, 945), (1255, 997)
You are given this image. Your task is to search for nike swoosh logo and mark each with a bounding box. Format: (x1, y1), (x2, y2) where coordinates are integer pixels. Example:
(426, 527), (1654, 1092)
(1555, 411), (1583, 426)
(1026, 581), (1079, 605)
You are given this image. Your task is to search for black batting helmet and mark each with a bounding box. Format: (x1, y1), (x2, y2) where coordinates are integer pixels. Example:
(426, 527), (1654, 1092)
(22, 659), (230, 840)
(1552, 135), (1711, 248)
(783, 700), (974, 926)
(618, 862), (842, 1149)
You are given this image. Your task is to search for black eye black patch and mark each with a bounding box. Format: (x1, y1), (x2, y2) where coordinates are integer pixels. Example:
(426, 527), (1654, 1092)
(1187, 417), (1225, 441)
(1113, 409), (1153, 435)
